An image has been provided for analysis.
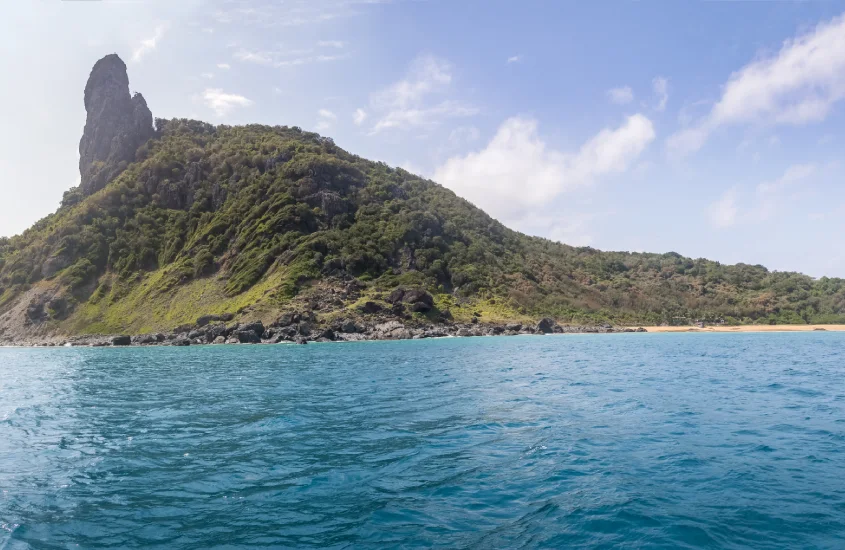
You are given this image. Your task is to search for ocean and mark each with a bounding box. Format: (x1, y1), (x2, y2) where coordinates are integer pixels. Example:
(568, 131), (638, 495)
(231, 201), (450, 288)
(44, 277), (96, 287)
(1, 333), (843, 548)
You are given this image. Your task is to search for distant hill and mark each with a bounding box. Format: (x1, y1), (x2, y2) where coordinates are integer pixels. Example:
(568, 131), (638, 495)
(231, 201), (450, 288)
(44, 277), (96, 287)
(2, 54), (844, 340)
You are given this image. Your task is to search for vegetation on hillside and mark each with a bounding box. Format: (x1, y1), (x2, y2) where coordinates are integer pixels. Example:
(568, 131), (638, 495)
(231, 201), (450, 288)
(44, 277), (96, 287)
(2, 119), (844, 334)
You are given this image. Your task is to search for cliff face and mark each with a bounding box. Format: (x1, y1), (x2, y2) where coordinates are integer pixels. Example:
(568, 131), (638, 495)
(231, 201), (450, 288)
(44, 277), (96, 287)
(78, 54), (155, 195)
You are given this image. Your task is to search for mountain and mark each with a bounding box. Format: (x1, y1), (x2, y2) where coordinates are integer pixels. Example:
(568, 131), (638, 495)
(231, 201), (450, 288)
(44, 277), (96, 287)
(1, 54), (844, 343)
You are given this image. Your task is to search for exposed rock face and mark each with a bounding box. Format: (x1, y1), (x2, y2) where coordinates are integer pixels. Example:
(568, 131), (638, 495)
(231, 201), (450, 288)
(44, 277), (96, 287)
(79, 54), (155, 195)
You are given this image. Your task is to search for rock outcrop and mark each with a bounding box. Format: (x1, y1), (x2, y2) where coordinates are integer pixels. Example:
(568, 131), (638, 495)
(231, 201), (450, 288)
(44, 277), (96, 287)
(79, 54), (155, 195)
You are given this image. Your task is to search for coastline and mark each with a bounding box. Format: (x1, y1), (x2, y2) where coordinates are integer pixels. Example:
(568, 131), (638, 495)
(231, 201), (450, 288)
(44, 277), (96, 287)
(638, 324), (845, 333)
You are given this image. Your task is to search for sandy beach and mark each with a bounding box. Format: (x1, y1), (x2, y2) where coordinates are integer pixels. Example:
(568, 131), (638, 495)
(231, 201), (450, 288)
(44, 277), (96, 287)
(638, 324), (845, 333)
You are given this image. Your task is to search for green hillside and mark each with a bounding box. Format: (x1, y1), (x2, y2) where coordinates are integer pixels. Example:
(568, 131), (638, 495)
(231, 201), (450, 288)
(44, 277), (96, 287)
(2, 116), (845, 338)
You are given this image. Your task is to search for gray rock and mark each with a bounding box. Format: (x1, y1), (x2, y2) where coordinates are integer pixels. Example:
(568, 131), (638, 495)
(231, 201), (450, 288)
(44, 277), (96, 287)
(239, 321), (265, 335)
(78, 54), (155, 195)
(172, 338), (191, 346)
(234, 330), (261, 344)
(111, 335), (131, 346)
(357, 301), (383, 314)
(212, 336), (226, 344)
(536, 318), (556, 334)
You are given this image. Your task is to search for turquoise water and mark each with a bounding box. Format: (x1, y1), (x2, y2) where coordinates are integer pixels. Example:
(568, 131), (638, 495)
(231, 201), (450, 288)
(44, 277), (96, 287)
(1, 334), (844, 549)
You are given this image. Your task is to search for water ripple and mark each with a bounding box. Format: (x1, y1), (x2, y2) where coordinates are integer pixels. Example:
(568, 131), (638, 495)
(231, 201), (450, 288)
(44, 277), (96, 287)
(1, 333), (844, 548)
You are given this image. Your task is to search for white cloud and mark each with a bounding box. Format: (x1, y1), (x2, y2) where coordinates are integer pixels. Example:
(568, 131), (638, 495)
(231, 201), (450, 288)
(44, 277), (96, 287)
(369, 55), (477, 133)
(447, 126), (480, 148)
(708, 163), (817, 227)
(652, 76), (669, 111)
(316, 108), (337, 131)
(217, 63), (231, 70)
(507, 55), (522, 64)
(708, 188), (739, 228)
(131, 23), (168, 63)
(371, 101), (478, 133)
(353, 108), (368, 125)
(669, 13), (845, 156)
(399, 160), (426, 176)
(200, 88), (253, 116)
(433, 114), (655, 225)
(234, 47), (349, 68)
(201, 72), (214, 79)
(318, 40), (346, 48)
(607, 86), (634, 105)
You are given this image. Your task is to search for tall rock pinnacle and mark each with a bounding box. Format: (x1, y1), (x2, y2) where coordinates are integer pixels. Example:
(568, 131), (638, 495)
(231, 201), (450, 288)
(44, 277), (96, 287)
(78, 54), (155, 195)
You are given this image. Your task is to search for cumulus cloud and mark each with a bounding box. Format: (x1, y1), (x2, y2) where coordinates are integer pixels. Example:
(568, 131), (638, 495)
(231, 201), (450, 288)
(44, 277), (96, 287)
(200, 88), (253, 116)
(607, 86), (634, 105)
(652, 76), (669, 111)
(433, 114), (655, 226)
(132, 23), (168, 63)
(316, 108), (337, 131)
(669, 13), (845, 156)
(369, 55), (477, 133)
(353, 108), (368, 125)
(217, 63), (231, 70)
(507, 55), (522, 64)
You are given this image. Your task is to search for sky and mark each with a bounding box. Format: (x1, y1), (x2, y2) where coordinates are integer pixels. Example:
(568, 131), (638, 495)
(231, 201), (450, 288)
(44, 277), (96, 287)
(3, 0), (845, 277)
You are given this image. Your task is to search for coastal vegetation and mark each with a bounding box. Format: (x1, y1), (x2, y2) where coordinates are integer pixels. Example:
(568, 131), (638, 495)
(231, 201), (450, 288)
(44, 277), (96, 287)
(2, 117), (845, 337)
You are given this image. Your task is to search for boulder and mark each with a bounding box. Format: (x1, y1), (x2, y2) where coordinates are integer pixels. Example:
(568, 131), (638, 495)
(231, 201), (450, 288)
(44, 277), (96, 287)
(274, 312), (300, 327)
(401, 289), (434, 307)
(410, 301), (432, 313)
(387, 288), (406, 304)
(506, 323), (523, 332)
(172, 338), (191, 346)
(358, 301), (383, 314)
(195, 314), (222, 327)
(239, 321), (265, 335)
(212, 336), (226, 344)
(234, 330), (261, 344)
(340, 319), (360, 333)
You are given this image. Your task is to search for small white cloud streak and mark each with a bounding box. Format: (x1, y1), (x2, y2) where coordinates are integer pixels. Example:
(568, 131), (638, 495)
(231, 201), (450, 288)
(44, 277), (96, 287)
(369, 55), (476, 133)
(652, 76), (669, 111)
(607, 86), (634, 105)
(132, 23), (169, 63)
(200, 88), (253, 116)
(708, 163), (817, 228)
(708, 188), (739, 228)
(353, 108), (368, 125)
(316, 108), (337, 131)
(507, 55), (522, 64)
(217, 63), (231, 70)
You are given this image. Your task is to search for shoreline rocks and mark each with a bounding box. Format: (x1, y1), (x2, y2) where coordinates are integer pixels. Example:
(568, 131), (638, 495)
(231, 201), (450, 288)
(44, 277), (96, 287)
(0, 314), (647, 348)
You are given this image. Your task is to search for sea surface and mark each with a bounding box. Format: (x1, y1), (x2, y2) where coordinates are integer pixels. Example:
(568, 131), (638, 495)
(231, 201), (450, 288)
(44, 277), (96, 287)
(1, 333), (844, 549)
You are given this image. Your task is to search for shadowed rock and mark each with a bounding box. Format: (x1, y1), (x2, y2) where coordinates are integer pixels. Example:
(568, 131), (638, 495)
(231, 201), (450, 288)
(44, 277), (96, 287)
(79, 54), (155, 195)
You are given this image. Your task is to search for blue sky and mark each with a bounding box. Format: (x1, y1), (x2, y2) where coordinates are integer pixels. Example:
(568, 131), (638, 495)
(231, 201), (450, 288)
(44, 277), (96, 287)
(3, 0), (845, 277)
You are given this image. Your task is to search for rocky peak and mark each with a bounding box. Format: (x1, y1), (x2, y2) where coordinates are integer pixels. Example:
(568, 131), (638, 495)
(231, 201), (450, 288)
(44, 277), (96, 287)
(78, 54), (155, 195)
